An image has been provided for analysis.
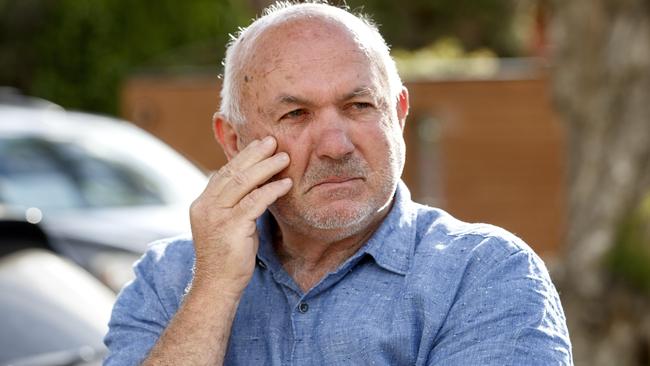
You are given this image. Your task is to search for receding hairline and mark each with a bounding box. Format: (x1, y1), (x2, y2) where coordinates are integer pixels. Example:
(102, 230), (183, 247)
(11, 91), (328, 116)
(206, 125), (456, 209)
(219, 2), (403, 124)
(237, 5), (381, 70)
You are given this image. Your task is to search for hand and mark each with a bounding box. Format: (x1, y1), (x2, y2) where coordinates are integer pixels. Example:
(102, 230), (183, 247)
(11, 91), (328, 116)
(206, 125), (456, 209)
(189, 136), (291, 298)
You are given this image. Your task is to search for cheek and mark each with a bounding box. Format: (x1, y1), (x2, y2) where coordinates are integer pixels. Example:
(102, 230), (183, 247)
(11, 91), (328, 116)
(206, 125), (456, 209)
(267, 120), (304, 141)
(356, 120), (403, 165)
(273, 130), (311, 178)
(359, 118), (392, 145)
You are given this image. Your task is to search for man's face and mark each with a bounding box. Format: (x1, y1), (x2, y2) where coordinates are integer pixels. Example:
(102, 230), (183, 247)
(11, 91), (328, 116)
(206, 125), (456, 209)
(236, 20), (407, 237)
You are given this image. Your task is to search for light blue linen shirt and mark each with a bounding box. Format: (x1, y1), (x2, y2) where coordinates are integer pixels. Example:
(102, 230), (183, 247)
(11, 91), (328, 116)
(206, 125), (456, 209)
(104, 181), (572, 365)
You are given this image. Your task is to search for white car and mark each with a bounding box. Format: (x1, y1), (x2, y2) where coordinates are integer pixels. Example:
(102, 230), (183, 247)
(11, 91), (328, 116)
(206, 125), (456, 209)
(0, 96), (207, 291)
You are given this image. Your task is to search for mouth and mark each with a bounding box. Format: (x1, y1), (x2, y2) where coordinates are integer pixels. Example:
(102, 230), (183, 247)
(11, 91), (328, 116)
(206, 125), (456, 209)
(307, 177), (364, 192)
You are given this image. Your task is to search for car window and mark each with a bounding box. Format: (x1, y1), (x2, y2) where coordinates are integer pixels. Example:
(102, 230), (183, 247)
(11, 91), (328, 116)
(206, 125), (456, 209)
(0, 137), (165, 210)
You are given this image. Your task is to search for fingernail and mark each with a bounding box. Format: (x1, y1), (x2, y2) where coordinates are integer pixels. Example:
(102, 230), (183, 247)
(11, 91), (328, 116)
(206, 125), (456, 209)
(281, 178), (292, 186)
(277, 152), (289, 162)
(263, 136), (275, 146)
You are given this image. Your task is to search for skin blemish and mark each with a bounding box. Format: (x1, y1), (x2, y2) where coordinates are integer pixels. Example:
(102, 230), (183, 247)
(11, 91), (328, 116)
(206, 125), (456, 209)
(244, 75), (249, 82)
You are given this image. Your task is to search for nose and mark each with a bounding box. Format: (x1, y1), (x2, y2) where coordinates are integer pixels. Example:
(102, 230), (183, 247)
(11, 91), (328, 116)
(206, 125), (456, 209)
(312, 110), (355, 160)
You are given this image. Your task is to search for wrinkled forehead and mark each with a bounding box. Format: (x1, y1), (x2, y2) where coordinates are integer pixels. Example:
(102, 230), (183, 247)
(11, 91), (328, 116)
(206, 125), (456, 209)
(245, 17), (374, 75)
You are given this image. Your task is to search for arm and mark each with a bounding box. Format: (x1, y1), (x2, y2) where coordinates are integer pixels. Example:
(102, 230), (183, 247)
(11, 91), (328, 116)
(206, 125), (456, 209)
(427, 239), (573, 365)
(140, 279), (241, 366)
(103, 244), (179, 366)
(106, 136), (291, 366)
(144, 136), (291, 365)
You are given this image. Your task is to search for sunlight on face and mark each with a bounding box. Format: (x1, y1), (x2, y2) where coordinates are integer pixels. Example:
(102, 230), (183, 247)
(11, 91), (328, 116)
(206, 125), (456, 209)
(237, 19), (405, 238)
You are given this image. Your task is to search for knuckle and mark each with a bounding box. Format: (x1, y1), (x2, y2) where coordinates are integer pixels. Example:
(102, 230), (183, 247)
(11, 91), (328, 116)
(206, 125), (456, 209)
(217, 165), (234, 179)
(231, 171), (250, 187)
(238, 194), (256, 211)
(189, 198), (203, 215)
(247, 188), (263, 204)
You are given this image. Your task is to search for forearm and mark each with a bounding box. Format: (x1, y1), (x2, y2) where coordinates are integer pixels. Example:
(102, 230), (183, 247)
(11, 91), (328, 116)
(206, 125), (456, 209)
(142, 280), (241, 366)
(141, 136), (290, 365)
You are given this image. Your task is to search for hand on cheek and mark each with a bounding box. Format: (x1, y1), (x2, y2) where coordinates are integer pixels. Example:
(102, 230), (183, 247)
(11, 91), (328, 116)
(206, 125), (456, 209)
(189, 135), (292, 297)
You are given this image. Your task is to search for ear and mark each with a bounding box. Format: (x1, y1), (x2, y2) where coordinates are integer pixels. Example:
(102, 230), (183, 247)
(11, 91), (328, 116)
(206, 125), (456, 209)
(213, 112), (240, 161)
(396, 86), (409, 131)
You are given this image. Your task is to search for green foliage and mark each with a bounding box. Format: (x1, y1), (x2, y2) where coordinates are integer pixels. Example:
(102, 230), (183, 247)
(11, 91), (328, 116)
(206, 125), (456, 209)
(608, 194), (650, 293)
(0, 0), (252, 114)
(1, 0), (523, 115)
(392, 37), (498, 80)
(342, 0), (520, 56)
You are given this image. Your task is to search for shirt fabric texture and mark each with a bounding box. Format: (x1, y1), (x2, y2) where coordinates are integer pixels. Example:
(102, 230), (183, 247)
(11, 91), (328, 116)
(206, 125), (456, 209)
(104, 181), (573, 365)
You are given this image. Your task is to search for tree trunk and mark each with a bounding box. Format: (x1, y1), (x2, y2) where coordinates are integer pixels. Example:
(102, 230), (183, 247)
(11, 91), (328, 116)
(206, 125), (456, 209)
(550, 0), (650, 364)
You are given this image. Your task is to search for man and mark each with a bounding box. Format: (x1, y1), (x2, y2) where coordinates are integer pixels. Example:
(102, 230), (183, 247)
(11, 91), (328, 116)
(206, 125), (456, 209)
(104, 2), (572, 365)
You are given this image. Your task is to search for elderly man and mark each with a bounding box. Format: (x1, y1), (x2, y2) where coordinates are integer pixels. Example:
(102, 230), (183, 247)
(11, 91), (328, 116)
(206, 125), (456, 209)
(104, 2), (572, 365)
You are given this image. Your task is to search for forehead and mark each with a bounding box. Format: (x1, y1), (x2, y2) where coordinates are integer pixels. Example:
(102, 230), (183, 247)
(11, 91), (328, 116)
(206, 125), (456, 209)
(251, 17), (365, 64)
(241, 19), (384, 104)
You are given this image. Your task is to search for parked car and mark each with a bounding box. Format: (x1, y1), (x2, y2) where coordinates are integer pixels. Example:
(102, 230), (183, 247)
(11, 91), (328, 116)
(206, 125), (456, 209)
(0, 93), (207, 291)
(0, 246), (115, 366)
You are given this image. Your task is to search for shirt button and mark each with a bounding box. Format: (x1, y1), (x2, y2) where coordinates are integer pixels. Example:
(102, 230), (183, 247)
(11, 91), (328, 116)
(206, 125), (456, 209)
(298, 302), (309, 313)
(257, 259), (267, 269)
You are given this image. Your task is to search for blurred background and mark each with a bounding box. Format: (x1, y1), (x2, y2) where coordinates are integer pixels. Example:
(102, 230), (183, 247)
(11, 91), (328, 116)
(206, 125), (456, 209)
(1, 0), (649, 365)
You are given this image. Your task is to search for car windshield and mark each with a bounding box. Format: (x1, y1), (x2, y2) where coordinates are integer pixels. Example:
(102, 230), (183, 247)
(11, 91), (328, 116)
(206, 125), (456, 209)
(0, 137), (165, 209)
(0, 111), (206, 211)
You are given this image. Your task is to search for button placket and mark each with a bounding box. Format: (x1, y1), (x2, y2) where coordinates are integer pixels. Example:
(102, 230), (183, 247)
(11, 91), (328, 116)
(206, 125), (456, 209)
(256, 258), (267, 269)
(290, 298), (315, 365)
(298, 302), (309, 313)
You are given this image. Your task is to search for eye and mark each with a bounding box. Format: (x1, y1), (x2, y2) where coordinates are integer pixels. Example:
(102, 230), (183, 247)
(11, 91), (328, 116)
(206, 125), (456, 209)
(280, 108), (307, 120)
(351, 102), (373, 110)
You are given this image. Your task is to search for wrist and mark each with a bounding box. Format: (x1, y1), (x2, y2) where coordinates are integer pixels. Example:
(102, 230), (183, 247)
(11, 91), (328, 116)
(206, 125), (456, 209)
(190, 272), (247, 302)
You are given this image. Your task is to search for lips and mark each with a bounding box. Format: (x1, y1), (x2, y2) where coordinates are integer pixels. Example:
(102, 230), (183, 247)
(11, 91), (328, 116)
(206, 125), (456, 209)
(302, 156), (369, 193)
(307, 177), (363, 192)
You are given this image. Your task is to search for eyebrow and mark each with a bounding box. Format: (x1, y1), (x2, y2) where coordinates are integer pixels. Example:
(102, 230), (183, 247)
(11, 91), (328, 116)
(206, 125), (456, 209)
(274, 86), (378, 107)
(276, 94), (313, 107)
(340, 86), (377, 102)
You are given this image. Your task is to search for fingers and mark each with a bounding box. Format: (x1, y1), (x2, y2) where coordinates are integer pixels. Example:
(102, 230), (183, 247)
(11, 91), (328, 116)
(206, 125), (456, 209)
(217, 151), (290, 207)
(195, 134), (292, 225)
(188, 135), (290, 296)
(234, 178), (293, 220)
(202, 136), (283, 203)
(227, 136), (278, 176)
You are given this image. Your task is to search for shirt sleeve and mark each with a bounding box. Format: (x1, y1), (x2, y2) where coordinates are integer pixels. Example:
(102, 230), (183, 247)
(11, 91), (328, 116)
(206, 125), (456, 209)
(427, 238), (573, 366)
(103, 249), (172, 366)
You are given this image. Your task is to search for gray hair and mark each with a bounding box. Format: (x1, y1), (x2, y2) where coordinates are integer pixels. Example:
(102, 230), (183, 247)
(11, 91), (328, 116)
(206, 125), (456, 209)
(218, 1), (403, 125)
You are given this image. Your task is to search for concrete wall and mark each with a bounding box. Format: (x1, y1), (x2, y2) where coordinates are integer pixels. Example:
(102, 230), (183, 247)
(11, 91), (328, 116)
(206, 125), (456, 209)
(122, 75), (565, 257)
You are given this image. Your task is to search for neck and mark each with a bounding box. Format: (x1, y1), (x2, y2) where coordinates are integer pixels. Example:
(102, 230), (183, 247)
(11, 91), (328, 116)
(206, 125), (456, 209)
(271, 201), (392, 292)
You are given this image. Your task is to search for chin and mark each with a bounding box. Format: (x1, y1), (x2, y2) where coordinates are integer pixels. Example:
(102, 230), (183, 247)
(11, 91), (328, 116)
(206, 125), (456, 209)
(271, 177), (396, 238)
(306, 204), (374, 230)
(271, 198), (374, 232)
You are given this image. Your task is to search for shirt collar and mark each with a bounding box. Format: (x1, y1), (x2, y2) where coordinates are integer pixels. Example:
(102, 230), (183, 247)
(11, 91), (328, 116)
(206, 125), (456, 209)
(361, 180), (417, 275)
(255, 211), (282, 272)
(255, 180), (417, 276)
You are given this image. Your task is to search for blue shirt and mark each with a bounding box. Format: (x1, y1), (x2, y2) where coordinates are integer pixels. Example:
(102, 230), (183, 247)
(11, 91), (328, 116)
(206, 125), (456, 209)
(104, 182), (572, 365)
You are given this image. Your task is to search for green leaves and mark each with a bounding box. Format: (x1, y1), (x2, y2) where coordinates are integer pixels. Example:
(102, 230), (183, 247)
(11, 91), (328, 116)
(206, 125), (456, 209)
(0, 0), (252, 114)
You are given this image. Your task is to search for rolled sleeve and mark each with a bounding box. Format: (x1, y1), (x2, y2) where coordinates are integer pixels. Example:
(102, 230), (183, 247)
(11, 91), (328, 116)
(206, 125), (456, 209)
(103, 250), (171, 366)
